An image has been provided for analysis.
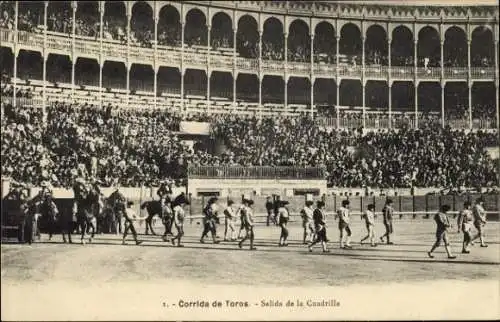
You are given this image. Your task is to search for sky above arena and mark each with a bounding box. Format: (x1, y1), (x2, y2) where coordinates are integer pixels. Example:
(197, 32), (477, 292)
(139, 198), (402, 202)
(333, 0), (498, 5)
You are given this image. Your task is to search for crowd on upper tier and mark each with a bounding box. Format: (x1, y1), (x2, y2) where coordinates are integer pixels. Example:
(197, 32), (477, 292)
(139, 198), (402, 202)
(1, 2), (494, 68)
(1, 95), (498, 189)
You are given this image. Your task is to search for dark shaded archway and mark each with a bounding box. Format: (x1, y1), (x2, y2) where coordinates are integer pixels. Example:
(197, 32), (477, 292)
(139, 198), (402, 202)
(471, 26), (494, 67)
(18, 1), (43, 31)
(0, 47), (14, 77)
(339, 79), (362, 107)
(17, 50), (42, 80)
(184, 69), (207, 97)
(211, 12), (233, 49)
(418, 82), (441, 113)
(391, 26), (414, 66)
(444, 82), (468, 120)
(76, 1), (99, 37)
(130, 63), (154, 92)
(444, 27), (467, 67)
(157, 67), (180, 95)
(472, 82), (495, 119)
(158, 5), (181, 46)
(210, 71), (233, 99)
(262, 18), (284, 61)
(391, 81), (415, 111)
(365, 25), (388, 65)
(366, 81), (388, 108)
(46, 54), (71, 84)
(103, 1), (126, 41)
(236, 73), (258, 102)
(236, 15), (258, 59)
(288, 19), (310, 62)
(185, 9), (207, 47)
(262, 75), (284, 104)
(314, 22), (336, 64)
(314, 78), (336, 105)
(339, 23), (361, 64)
(75, 57), (99, 86)
(131, 1), (153, 47)
(288, 77), (310, 105)
(102, 61), (126, 89)
(418, 26), (440, 67)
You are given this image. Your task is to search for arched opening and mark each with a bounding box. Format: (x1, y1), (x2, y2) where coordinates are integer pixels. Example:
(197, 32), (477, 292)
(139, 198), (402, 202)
(262, 75), (284, 104)
(103, 1), (126, 42)
(184, 69), (207, 97)
(47, 1), (71, 33)
(17, 50), (42, 80)
(0, 47), (14, 77)
(211, 12), (233, 49)
(391, 26), (414, 66)
(366, 81), (388, 109)
(157, 67), (180, 96)
(131, 1), (154, 47)
(75, 57), (99, 87)
(18, 1), (43, 31)
(314, 22), (336, 64)
(158, 5), (181, 46)
(262, 18), (284, 61)
(46, 54), (71, 84)
(314, 78), (336, 106)
(418, 26), (440, 67)
(102, 61), (126, 89)
(418, 82), (441, 115)
(210, 71), (233, 99)
(130, 63), (154, 92)
(472, 82), (495, 120)
(339, 23), (361, 65)
(392, 81), (415, 111)
(237, 15), (258, 59)
(0, 1), (14, 29)
(471, 26), (494, 67)
(75, 1), (99, 37)
(184, 9), (207, 47)
(236, 73), (258, 102)
(339, 79), (362, 107)
(288, 19), (310, 63)
(288, 77), (310, 105)
(444, 27), (467, 67)
(444, 82), (468, 121)
(365, 25), (388, 65)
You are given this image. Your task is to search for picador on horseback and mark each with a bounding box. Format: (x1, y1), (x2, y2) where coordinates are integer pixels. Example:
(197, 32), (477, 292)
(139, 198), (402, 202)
(72, 177), (101, 245)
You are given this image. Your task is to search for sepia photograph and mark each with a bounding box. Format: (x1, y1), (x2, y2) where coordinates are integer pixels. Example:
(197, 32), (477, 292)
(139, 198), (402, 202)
(1, 0), (499, 320)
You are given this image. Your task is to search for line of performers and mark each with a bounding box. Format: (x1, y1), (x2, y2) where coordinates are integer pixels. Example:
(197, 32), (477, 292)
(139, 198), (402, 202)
(157, 195), (489, 258)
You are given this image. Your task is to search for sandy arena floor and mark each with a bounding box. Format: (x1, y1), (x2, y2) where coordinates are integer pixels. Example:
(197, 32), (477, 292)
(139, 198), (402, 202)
(2, 219), (499, 320)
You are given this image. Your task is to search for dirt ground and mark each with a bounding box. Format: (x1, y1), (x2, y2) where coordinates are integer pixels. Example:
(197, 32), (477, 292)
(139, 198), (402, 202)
(2, 219), (499, 320)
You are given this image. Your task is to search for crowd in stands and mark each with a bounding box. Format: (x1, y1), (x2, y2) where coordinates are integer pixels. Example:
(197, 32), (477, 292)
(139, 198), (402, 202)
(2, 92), (498, 189)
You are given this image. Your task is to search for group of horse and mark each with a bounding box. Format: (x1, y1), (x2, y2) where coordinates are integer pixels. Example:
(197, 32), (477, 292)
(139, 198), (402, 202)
(3, 182), (188, 244)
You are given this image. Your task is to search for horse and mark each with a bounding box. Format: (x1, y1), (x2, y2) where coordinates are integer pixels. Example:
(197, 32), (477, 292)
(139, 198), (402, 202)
(73, 182), (101, 244)
(141, 193), (190, 237)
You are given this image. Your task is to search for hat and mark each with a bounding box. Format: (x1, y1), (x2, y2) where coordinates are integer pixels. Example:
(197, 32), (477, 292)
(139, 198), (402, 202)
(316, 200), (325, 208)
(386, 199), (393, 204)
(367, 204), (375, 210)
(227, 199), (234, 206)
(305, 200), (314, 206)
(464, 201), (471, 207)
(342, 200), (350, 207)
(280, 200), (289, 206)
(476, 197), (484, 203)
(440, 204), (451, 212)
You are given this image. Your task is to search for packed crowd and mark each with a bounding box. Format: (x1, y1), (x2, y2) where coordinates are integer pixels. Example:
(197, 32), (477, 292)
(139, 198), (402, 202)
(2, 95), (497, 190)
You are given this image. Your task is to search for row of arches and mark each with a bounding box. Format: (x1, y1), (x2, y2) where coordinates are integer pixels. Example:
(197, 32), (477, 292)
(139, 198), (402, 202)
(14, 1), (495, 65)
(2, 48), (495, 113)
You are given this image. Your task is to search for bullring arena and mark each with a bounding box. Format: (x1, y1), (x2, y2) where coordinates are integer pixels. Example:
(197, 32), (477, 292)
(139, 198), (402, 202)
(1, 0), (500, 320)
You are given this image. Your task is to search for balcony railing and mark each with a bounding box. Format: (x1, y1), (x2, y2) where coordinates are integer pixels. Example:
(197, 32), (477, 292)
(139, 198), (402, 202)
(188, 166), (326, 180)
(3, 29), (496, 82)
